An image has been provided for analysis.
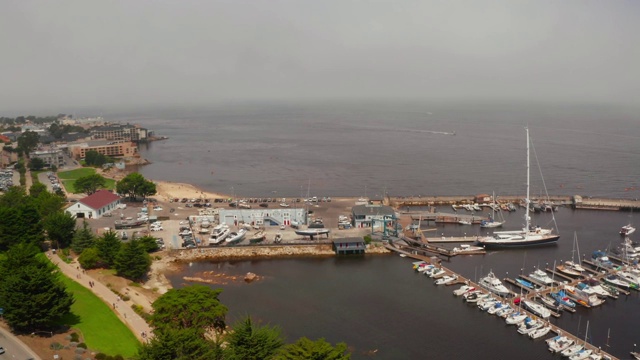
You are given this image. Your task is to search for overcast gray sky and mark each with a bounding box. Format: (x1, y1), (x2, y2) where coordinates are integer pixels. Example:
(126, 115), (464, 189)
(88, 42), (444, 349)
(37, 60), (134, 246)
(1, 0), (639, 113)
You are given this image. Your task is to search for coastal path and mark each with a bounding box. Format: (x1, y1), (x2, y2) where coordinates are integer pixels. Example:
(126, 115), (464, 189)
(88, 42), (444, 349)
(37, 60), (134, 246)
(47, 253), (152, 343)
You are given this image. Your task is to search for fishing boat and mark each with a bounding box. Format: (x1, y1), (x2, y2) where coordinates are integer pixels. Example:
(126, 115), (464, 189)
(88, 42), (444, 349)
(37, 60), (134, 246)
(529, 268), (555, 286)
(209, 224), (230, 245)
(476, 129), (559, 247)
(521, 299), (551, 319)
(248, 230), (266, 244)
(225, 228), (247, 245)
(620, 224), (636, 236)
(295, 228), (330, 239)
(478, 270), (511, 297)
(547, 335), (574, 353)
(529, 326), (552, 340)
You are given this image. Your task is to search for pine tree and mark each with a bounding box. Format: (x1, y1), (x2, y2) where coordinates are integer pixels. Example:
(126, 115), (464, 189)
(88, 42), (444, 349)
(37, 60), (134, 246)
(223, 317), (285, 360)
(114, 238), (151, 280)
(71, 220), (96, 254)
(44, 211), (77, 249)
(95, 230), (122, 267)
(0, 243), (74, 332)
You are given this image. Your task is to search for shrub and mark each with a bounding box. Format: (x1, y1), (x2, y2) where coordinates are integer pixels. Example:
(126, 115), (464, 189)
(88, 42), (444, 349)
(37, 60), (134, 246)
(69, 332), (79, 342)
(77, 342), (87, 349)
(50, 342), (64, 350)
(363, 235), (372, 244)
(95, 354), (107, 360)
(114, 355), (124, 360)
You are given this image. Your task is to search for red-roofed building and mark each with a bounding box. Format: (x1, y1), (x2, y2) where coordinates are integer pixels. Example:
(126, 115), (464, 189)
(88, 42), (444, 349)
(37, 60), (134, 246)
(0, 134), (11, 143)
(66, 190), (121, 219)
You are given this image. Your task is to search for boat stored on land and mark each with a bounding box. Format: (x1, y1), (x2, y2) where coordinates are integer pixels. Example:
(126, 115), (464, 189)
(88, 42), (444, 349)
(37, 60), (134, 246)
(295, 228), (330, 239)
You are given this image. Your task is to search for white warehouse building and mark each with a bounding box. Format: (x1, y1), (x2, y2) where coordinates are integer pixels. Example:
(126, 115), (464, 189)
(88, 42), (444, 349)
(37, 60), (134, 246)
(218, 208), (307, 227)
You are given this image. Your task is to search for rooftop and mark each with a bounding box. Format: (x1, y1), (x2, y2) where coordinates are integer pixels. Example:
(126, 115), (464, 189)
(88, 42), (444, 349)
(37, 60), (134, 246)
(79, 190), (121, 210)
(351, 204), (395, 217)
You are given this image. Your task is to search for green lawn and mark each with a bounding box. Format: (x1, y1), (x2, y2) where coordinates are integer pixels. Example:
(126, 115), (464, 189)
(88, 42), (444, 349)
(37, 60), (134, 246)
(58, 275), (140, 357)
(58, 168), (116, 193)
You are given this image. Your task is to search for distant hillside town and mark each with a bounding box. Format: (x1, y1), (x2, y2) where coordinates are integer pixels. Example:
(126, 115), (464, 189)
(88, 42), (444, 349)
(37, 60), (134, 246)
(0, 114), (162, 169)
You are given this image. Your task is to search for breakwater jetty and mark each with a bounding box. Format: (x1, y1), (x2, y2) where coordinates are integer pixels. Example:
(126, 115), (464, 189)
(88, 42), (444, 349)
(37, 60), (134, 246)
(387, 194), (640, 212)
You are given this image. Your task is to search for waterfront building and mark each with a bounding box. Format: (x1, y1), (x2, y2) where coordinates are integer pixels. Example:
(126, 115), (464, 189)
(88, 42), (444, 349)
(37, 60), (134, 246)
(332, 237), (366, 255)
(65, 190), (121, 219)
(68, 140), (138, 159)
(29, 149), (65, 168)
(91, 124), (150, 142)
(218, 208), (307, 227)
(351, 204), (396, 228)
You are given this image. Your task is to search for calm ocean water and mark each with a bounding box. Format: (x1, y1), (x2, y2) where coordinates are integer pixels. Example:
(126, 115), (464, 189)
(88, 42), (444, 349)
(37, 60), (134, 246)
(108, 102), (640, 359)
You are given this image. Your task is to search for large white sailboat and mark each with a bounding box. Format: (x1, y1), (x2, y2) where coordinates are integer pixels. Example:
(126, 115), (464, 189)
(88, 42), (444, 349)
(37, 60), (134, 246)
(477, 128), (560, 248)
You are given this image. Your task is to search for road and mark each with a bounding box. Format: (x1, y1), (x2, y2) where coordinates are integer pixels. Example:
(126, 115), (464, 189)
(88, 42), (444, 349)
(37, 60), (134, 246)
(0, 326), (40, 360)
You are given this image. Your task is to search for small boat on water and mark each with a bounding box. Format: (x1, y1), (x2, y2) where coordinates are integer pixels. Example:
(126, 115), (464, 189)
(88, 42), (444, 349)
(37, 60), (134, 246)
(486, 301), (506, 315)
(458, 219), (473, 225)
(429, 268), (447, 279)
(561, 344), (584, 358)
(631, 350), (640, 360)
(604, 274), (638, 290)
(435, 275), (458, 285)
(551, 290), (576, 308)
(570, 349), (593, 360)
(478, 270), (511, 297)
(529, 326), (552, 339)
(477, 298), (498, 311)
(591, 251), (615, 270)
(529, 268), (555, 285)
(516, 278), (538, 290)
(556, 264), (583, 278)
(565, 285), (605, 307)
(464, 291), (490, 304)
(452, 244), (484, 254)
(521, 299), (551, 319)
(538, 295), (564, 312)
(517, 317), (544, 335)
(496, 305), (514, 318)
(453, 285), (475, 296)
(505, 312), (528, 325)
(620, 224), (636, 236)
(547, 335), (574, 353)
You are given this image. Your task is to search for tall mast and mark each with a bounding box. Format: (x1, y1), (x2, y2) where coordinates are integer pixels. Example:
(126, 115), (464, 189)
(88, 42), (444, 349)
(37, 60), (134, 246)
(525, 128), (531, 234)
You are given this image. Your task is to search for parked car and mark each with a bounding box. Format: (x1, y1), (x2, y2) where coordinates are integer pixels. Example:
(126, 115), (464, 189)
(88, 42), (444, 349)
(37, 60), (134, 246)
(150, 226), (163, 232)
(102, 212), (113, 217)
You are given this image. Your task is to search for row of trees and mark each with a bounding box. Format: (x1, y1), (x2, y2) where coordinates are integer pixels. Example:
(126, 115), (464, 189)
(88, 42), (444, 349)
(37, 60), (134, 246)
(85, 150), (114, 167)
(0, 185), (75, 333)
(137, 285), (350, 360)
(71, 172), (157, 199)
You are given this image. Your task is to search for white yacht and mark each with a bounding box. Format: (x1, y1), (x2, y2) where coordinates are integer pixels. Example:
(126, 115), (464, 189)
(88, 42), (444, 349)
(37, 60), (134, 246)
(529, 268), (555, 286)
(620, 224), (636, 236)
(521, 299), (551, 319)
(478, 270), (511, 297)
(209, 224), (230, 245)
(477, 129), (559, 247)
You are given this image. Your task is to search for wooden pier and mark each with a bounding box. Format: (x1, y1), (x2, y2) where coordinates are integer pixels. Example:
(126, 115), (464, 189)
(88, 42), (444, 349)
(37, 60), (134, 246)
(386, 240), (621, 359)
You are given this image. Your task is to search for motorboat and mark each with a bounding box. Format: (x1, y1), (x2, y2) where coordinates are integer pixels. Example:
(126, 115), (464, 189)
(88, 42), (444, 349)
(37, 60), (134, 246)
(547, 335), (574, 353)
(429, 268), (446, 278)
(618, 270), (640, 286)
(505, 312), (528, 325)
(412, 261), (428, 270)
(620, 224), (636, 236)
(458, 219), (472, 225)
(452, 244), (485, 254)
(604, 274), (638, 290)
(570, 349), (593, 360)
(225, 228), (247, 245)
(486, 301), (506, 315)
(435, 275), (458, 285)
(521, 299), (551, 319)
(477, 297), (497, 311)
(564, 285), (605, 307)
(561, 344), (585, 358)
(476, 129), (559, 247)
(200, 219), (211, 228)
(198, 228), (210, 234)
(591, 251), (615, 270)
(417, 263), (435, 273)
(279, 202), (290, 208)
(478, 270), (511, 297)
(529, 326), (552, 339)
(453, 285), (475, 296)
(529, 268), (555, 286)
(517, 317), (543, 335)
(295, 228), (330, 239)
(496, 305), (514, 318)
(209, 224), (230, 245)
(614, 238), (640, 259)
(464, 291), (490, 303)
(516, 278), (537, 290)
(631, 350), (640, 360)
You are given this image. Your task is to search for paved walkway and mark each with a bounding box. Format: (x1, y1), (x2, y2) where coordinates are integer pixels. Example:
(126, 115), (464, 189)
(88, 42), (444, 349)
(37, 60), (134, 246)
(47, 253), (152, 342)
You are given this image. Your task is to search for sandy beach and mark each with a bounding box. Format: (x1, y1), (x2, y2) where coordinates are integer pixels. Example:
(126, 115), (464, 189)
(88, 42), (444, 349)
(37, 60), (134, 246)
(154, 180), (229, 202)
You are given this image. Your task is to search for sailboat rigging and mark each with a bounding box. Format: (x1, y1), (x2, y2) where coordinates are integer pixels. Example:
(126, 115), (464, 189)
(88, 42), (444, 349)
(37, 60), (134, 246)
(476, 128), (560, 247)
